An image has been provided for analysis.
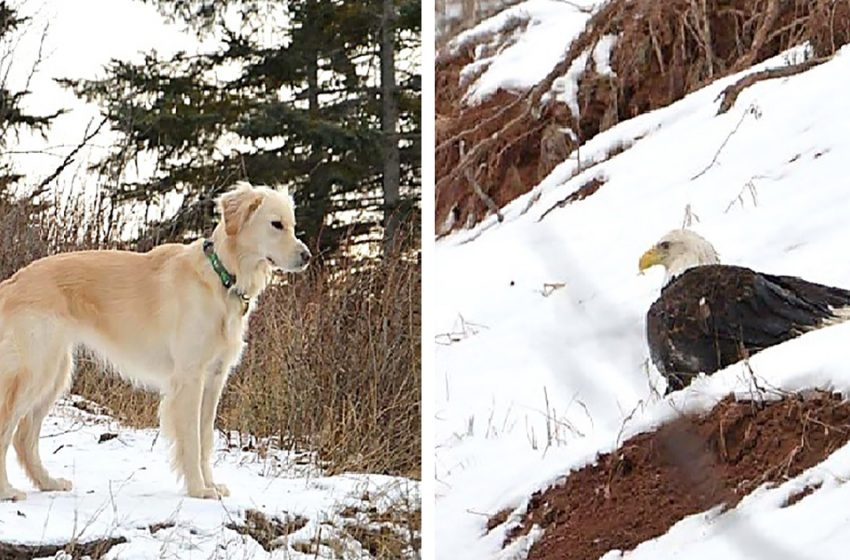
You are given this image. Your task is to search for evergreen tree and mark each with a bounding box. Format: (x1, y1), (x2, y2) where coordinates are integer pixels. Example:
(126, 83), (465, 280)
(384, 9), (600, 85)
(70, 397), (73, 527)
(0, 1), (60, 196)
(63, 0), (421, 256)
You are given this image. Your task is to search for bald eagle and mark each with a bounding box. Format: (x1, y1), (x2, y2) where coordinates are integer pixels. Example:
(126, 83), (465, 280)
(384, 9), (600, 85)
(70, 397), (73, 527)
(639, 230), (850, 394)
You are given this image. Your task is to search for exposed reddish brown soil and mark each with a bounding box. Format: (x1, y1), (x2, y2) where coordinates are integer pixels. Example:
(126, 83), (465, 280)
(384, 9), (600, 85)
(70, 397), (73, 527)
(499, 392), (850, 560)
(436, 0), (850, 233)
(435, 15), (552, 232)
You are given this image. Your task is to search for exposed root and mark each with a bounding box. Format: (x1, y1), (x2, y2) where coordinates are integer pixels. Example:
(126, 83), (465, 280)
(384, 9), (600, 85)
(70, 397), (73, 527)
(465, 165), (504, 222)
(716, 55), (829, 114)
(538, 176), (606, 221)
(0, 537), (127, 560)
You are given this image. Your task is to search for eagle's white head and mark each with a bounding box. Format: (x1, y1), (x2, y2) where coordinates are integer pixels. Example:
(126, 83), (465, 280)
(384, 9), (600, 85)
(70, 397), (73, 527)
(639, 229), (720, 285)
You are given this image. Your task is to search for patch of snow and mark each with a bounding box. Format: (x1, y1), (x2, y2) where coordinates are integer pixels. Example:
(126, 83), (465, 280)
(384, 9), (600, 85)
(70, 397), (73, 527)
(551, 50), (588, 117)
(592, 34), (618, 76)
(0, 399), (419, 559)
(448, 0), (600, 105)
(497, 524), (544, 560)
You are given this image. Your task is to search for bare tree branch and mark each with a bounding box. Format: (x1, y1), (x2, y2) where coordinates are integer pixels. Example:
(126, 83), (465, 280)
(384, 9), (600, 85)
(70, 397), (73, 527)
(31, 116), (109, 196)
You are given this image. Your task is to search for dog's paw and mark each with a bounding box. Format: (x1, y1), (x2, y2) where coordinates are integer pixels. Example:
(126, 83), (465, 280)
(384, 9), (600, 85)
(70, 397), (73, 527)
(211, 482), (230, 497)
(187, 486), (220, 500)
(40, 477), (72, 492)
(0, 486), (26, 501)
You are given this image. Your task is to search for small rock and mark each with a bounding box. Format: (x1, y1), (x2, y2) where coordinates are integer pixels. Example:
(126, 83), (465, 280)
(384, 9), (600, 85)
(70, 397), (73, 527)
(98, 433), (118, 443)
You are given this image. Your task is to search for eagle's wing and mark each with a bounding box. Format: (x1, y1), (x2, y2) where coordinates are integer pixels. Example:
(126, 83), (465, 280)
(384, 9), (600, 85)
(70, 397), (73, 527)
(707, 271), (850, 351)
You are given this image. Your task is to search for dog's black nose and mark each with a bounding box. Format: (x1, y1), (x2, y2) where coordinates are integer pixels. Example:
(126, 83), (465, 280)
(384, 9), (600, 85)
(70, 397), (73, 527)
(301, 249), (312, 263)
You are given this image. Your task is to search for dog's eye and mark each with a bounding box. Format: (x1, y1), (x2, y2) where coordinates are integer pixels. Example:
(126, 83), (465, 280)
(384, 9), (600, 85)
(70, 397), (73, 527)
(271, 221), (283, 230)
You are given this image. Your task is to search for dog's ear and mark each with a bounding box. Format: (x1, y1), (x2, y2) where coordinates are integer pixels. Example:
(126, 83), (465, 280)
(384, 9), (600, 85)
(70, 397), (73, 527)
(219, 185), (263, 236)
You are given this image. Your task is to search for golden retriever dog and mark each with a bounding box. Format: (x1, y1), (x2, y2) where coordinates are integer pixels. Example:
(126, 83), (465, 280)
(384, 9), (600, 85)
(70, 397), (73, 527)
(0, 182), (310, 500)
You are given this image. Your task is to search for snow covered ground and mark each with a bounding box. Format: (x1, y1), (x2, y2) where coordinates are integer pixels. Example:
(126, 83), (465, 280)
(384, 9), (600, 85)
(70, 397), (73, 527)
(0, 397), (419, 559)
(436, 3), (850, 557)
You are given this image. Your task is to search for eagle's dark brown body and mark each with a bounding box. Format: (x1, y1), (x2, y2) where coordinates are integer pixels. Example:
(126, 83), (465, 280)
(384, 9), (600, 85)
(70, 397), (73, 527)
(647, 264), (850, 393)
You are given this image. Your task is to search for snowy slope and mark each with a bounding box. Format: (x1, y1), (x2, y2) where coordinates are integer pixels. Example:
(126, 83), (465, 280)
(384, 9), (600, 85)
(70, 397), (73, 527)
(448, 0), (598, 105)
(436, 14), (850, 557)
(0, 398), (419, 559)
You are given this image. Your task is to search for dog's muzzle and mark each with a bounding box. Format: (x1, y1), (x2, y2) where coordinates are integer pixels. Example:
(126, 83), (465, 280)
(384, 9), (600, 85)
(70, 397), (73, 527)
(299, 248), (312, 266)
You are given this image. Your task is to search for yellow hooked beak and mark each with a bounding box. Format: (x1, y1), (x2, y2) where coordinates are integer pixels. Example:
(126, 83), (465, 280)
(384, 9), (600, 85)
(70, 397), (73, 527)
(638, 247), (663, 274)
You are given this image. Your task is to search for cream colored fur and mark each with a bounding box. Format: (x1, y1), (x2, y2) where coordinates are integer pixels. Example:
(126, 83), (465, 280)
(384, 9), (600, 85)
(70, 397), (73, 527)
(0, 182), (310, 501)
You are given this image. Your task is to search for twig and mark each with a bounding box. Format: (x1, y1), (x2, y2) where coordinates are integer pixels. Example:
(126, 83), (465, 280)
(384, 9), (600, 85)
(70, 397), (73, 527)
(32, 117), (109, 195)
(691, 103), (756, 180)
(681, 203), (700, 228)
(555, 0), (595, 13)
(723, 177), (760, 213)
(540, 282), (566, 297)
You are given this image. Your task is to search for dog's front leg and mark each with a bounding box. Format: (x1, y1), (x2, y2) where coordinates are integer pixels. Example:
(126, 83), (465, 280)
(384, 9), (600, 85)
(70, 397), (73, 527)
(160, 375), (218, 499)
(200, 366), (229, 496)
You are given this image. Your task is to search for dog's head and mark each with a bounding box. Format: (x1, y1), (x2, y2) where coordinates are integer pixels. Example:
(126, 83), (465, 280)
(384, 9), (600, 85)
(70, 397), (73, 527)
(218, 182), (311, 272)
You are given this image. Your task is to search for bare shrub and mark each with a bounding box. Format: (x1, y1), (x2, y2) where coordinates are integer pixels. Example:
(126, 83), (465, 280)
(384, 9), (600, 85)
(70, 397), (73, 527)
(0, 197), (51, 279)
(220, 239), (421, 477)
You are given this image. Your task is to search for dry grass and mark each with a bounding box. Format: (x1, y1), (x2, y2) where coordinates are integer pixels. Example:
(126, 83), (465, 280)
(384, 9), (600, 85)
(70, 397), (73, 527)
(0, 194), (421, 479)
(220, 247), (421, 477)
(225, 509), (309, 551)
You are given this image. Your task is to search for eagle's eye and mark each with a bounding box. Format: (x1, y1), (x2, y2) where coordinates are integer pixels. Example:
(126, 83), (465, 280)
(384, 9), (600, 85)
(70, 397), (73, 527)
(659, 241), (671, 250)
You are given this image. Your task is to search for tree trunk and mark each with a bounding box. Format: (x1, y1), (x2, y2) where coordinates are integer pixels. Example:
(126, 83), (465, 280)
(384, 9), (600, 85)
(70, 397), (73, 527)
(381, 0), (401, 255)
(305, 0), (328, 250)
